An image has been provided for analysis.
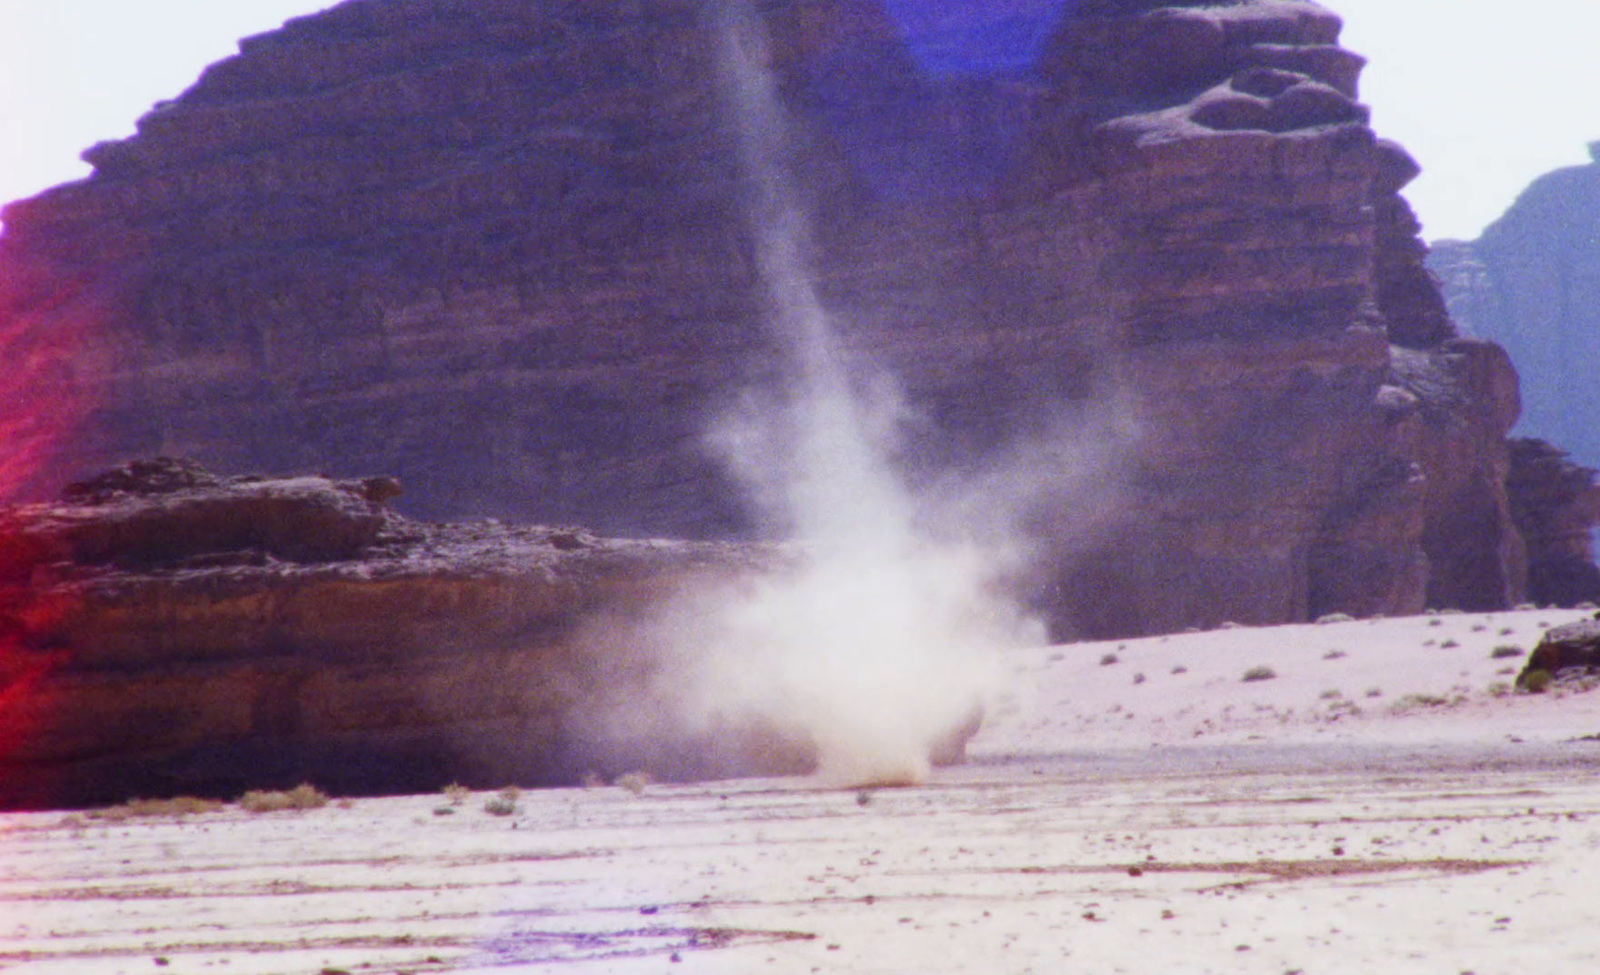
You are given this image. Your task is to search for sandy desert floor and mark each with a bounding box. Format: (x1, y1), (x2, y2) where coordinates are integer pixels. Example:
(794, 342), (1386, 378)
(4, 608), (1600, 974)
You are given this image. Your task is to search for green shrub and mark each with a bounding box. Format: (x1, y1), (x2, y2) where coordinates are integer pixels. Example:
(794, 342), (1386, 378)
(1518, 669), (1553, 694)
(1241, 665), (1277, 683)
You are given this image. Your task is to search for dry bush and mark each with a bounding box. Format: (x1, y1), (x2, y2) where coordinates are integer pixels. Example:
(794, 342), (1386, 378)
(238, 783), (330, 813)
(87, 796), (224, 822)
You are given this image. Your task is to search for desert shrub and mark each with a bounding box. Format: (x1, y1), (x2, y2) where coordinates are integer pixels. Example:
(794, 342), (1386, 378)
(1100, 653), (1120, 666)
(442, 783), (470, 806)
(1518, 669), (1553, 694)
(483, 785), (523, 816)
(87, 796), (224, 822)
(1322, 649), (1348, 660)
(239, 784), (329, 813)
(1490, 645), (1524, 660)
(1390, 693), (1449, 714)
(1488, 682), (1512, 698)
(1439, 639), (1460, 649)
(617, 772), (651, 795)
(1325, 698), (1362, 719)
(1316, 612), (1354, 625)
(1241, 665), (1277, 683)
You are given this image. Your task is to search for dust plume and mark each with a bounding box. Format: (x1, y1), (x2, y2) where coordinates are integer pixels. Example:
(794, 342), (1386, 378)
(631, 1), (1016, 789)
(575, 1), (1123, 790)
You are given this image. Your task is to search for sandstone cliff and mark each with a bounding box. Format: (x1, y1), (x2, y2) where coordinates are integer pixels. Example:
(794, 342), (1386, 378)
(1429, 142), (1600, 474)
(0, 0), (1537, 634)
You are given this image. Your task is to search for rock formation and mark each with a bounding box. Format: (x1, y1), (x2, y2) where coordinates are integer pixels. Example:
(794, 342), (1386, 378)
(1429, 142), (1600, 472)
(1520, 614), (1600, 691)
(0, 459), (851, 810)
(0, 0), (1544, 634)
(1505, 438), (1600, 608)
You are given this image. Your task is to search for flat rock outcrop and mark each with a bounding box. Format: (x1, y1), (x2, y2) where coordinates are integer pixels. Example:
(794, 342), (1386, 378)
(0, 459), (844, 810)
(0, 0), (1545, 634)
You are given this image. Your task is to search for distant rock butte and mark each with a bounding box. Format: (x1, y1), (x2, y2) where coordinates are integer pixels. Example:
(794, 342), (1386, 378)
(0, 0), (1561, 636)
(1429, 141), (1600, 474)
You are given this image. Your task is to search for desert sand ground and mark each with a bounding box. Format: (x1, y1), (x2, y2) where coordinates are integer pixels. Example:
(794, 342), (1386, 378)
(4, 608), (1600, 974)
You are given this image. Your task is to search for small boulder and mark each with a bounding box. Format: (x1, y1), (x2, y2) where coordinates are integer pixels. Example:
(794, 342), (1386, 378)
(1519, 616), (1600, 689)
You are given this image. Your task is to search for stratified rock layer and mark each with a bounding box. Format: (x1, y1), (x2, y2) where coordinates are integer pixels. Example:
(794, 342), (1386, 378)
(0, 460), (829, 810)
(0, 0), (1534, 634)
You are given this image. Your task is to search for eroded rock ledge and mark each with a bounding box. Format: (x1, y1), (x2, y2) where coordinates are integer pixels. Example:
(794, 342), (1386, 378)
(0, 460), (826, 810)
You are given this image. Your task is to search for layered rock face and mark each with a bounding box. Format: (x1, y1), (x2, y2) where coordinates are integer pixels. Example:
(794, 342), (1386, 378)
(1505, 438), (1600, 608)
(1429, 143), (1600, 471)
(0, 459), (840, 809)
(0, 0), (1534, 634)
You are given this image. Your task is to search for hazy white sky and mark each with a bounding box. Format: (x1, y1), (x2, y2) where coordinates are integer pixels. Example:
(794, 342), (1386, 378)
(1, 1), (1597, 241)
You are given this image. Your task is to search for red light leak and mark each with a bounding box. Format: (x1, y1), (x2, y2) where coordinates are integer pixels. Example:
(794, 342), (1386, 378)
(0, 268), (93, 807)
